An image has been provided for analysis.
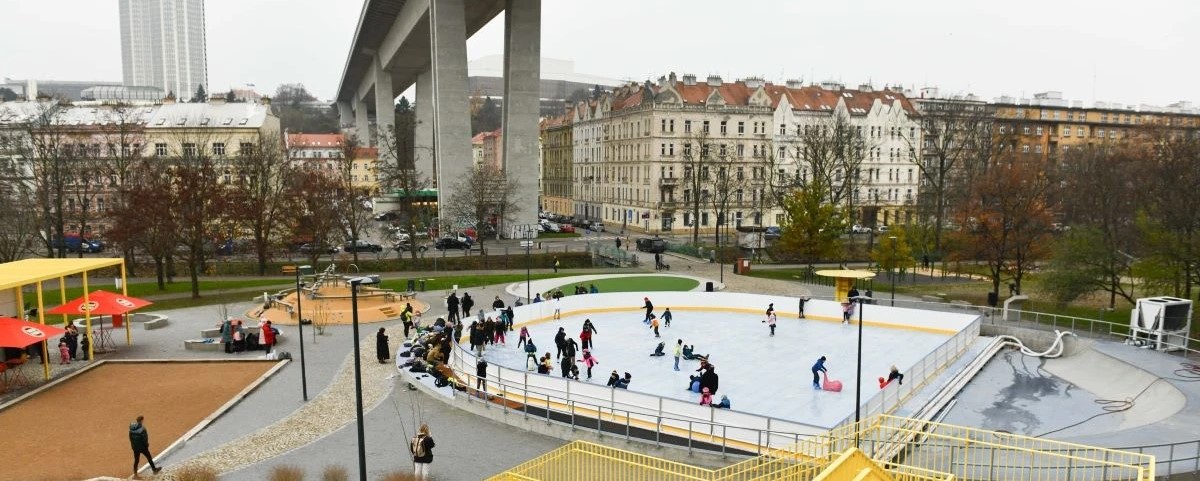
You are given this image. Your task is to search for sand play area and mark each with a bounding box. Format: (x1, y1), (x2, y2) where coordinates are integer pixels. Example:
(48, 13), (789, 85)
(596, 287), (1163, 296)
(0, 360), (279, 481)
(249, 284), (428, 326)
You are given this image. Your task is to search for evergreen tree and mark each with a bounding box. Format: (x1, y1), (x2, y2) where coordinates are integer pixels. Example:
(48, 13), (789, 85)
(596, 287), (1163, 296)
(471, 96), (501, 135)
(194, 84), (207, 102)
(225, 90), (236, 103)
(395, 96), (412, 114)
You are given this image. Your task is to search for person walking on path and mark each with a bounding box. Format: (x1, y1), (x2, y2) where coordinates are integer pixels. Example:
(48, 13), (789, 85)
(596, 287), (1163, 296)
(446, 292), (460, 323)
(767, 313), (777, 336)
(402, 307), (414, 338)
(461, 292), (474, 320)
(673, 339), (683, 371)
(129, 415), (162, 477)
(553, 256), (560, 273)
(642, 297), (654, 324)
(376, 328), (390, 363)
(259, 318), (276, 354)
(410, 423), (436, 479)
(812, 356), (828, 389)
(662, 308), (673, 327)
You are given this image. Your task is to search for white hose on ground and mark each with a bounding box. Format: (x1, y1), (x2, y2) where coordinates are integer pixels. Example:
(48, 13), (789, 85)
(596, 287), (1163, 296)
(996, 330), (1077, 358)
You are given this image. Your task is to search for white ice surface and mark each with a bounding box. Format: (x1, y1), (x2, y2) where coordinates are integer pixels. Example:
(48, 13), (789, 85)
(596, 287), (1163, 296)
(478, 308), (955, 429)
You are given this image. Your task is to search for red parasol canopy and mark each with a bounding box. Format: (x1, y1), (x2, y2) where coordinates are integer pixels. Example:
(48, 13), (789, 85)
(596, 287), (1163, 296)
(0, 317), (67, 348)
(45, 290), (153, 316)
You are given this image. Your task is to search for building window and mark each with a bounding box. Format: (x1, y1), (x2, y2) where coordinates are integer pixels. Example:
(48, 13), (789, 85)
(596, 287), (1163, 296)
(1036, 126), (1043, 136)
(720, 121), (727, 135)
(1077, 127), (1085, 137)
(212, 142), (225, 156)
(737, 121), (745, 134)
(684, 120), (692, 133)
(1097, 128), (1105, 138)
(669, 144), (674, 156)
(661, 119), (667, 132)
(1023, 126), (1031, 135)
(1062, 126), (1070, 137)
(702, 120), (709, 133)
(1022, 145), (1030, 153)
(778, 146), (786, 159)
(779, 123), (786, 135)
(736, 144), (744, 157)
(1034, 145), (1043, 154)
(182, 143), (197, 157)
(154, 143), (167, 156)
(669, 119), (675, 132)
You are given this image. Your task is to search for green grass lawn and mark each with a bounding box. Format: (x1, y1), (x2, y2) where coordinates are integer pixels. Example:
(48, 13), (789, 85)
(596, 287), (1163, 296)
(537, 232), (582, 239)
(379, 272), (578, 293)
(550, 275), (699, 295)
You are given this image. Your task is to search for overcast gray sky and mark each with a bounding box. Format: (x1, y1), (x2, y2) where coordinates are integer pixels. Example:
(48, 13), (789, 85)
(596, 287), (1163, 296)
(3, 0), (1196, 106)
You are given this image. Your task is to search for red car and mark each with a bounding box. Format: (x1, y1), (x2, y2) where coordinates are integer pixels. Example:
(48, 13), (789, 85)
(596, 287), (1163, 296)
(558, 224), (575, 233)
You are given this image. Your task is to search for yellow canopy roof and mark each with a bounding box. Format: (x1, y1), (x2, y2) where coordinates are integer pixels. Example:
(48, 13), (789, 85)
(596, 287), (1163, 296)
(815, 269), (876, 280)
(0, 258), (125, 290)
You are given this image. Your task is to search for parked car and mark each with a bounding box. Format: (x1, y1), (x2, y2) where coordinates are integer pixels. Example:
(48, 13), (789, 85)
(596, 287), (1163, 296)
(342, 240), (384, 253)
(851, 224), (872, 234)
(558, 224), (575, 233)
(636, 237), (667, 253)
(374, 211), (400, 222)
(392, 240), (428, 253)
(764, 226), (782, 241)
(591, 222), (605, 232)
(877, 225), (890, 234)
(299, 243), (338, 255)
(434, 237), (472, 250)
(544, 222), (562, 233)
(53, 235), (104, 253)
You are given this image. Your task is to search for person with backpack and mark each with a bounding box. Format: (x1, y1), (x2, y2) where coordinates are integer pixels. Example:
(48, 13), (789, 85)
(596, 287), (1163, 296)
(460, 292), (474, 320)
(524, 338), (538, 371)
(410, 423), (436, 479)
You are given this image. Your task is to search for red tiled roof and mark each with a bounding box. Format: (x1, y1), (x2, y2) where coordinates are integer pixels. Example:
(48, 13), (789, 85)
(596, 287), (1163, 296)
(287, 133), (344, 147)
(611, 77), (919, 116)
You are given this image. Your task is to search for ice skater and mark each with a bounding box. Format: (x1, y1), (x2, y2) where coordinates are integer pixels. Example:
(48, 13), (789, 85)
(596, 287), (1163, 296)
(662, 307), (673, 327)
(699, 387), (713, 406)
(517, 326), (530, 348)
(650, 315), (661, 338)
(552, 297), (561, 320)
(812, 356), (828, 389)
(642, 297), (654, 324)
(767, 312), (777, 336)
(581, 319), (598, 349)
(886, 365), (904, 386)
(673, 339), (683, 371)
(581, 349), (598, 380)
(798, 296), (808, 319)
(765, 302), (775, 320)
(554, 327), (567, 360)
(841, 302), (852, 324)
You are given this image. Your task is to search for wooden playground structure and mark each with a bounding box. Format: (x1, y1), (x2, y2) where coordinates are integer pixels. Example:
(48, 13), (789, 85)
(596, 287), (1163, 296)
(248, 264), (427, 326)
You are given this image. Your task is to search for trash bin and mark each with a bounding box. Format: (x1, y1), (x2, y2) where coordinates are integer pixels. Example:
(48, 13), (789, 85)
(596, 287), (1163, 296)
(406, 279), (416, 292)
(736, 258), (750, 275)
(987, 291), (999, 307)
(706, 281), (714, 292)
(418, 280), (427, 292)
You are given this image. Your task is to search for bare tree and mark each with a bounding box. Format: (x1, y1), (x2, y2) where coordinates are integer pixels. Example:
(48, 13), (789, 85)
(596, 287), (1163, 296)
(902, 98), (994, 253)
(98, 104), (148, 267)
(795, 112), (873, 225)
(332, 134), (376, 264)
(0, 150), (38, 262)
(169, 131), (229, 298)
(704, 148), (751, 259)
(444, 163), (521, 252)
(5, 103), (74, 257)
(376, 127), (431, 260)
(1136, 125), (1200, 299)
(229, 130), (292, 275)
(64, 138), (106, 257)
(680, 132), (717, 244)
(113, 158), (177, 289)
(286, 169), (344, 267)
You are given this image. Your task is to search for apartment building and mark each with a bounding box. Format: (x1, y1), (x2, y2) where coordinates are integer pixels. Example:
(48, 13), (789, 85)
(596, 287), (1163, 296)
(557, 73), (922, 234)
(993, 91), (1200, 160)
(540, 116), (573, 215)
(284, 132), (380, 192)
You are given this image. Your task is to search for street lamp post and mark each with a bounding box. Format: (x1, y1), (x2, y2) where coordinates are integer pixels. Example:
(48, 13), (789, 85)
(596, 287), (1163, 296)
(295, 265), (311, 401)
(854, 294), (866, 448)
(525, 233), (532, 301)
(349, 275), (379, 481)
(889, 236), (898, 307)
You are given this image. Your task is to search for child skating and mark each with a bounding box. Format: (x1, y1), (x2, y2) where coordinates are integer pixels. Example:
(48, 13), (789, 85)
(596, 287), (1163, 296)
(767, 312), (777, 336)
(662, 307), (673, 327)
(673, 339), (683, 371)
(812, 356), (828, 389)
(581, 349), (598, 380)
(650, 315), (661, 338)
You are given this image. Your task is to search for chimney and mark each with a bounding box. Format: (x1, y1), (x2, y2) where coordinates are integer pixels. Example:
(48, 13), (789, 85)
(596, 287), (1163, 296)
(681, 74), (697, 86)
(858, 83), (873, 92)
(26, 79), (38, 100)
(668, 72), (677, 87)
(657, 75), (667, 88)
(785, 79), (802, 89)
(706, 75), (722, 87)
(743, 76), (763, 89)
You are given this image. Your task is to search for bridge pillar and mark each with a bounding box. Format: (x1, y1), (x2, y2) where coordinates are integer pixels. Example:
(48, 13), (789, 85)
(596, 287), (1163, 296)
(372, 54), (395, 148)
(354, 98), (370, 144)
(429, 0), (472, 227)
(415, 69), (436, 185)
(336, 101), (353, 129)
(501, 0), (542, 235)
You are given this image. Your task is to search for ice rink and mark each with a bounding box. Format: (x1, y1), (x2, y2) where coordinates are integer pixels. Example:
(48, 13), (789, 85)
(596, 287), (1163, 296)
(478, 305), (959, 429)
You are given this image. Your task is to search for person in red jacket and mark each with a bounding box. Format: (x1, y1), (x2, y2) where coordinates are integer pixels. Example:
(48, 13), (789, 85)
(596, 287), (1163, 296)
(259, 318), (276, 353)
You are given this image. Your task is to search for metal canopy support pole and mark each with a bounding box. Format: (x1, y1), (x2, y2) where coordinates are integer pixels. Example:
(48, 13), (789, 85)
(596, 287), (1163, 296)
(83, 272), (92, 361)
(37, 282), (48, 380)
(121, 262), (131, 345)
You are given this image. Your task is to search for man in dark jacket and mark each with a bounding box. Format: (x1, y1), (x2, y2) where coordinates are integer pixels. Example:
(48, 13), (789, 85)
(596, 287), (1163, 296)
(492, 295), (505, 310)
(461, 292), (474, 319)
(475, 358), (488, 391)
(446, 292), (460, 322)
(554, 327), (567, 360)
(643, 297), (654, 324)
(129, 415), (162, 477)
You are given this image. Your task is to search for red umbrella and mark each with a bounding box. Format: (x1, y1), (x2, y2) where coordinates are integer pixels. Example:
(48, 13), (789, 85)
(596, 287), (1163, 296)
(46, 290), (153, 315)
(0, 317), (67, 348)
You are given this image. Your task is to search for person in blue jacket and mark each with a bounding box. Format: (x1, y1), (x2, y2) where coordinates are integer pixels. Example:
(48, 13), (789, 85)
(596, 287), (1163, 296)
(812, 356), (828, 389)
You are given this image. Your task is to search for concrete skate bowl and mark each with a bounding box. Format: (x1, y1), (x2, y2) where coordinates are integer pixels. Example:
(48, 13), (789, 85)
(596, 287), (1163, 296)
(429, 291), (980, 454)
(0, 360), (283, 481)
(249, 278), (427, 326)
